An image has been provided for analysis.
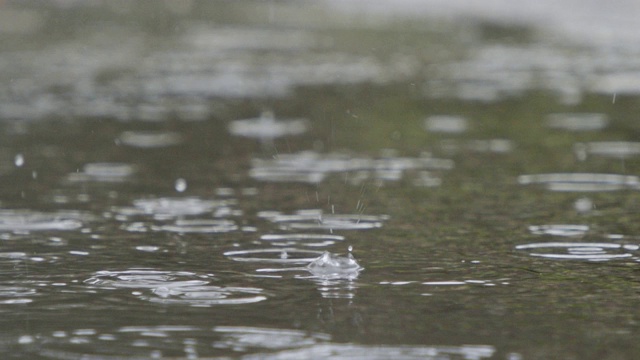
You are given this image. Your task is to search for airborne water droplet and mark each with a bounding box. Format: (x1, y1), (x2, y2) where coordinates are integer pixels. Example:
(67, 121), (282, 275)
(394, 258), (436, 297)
(175, 178), (187, 192)
(14, 154), (24, 167)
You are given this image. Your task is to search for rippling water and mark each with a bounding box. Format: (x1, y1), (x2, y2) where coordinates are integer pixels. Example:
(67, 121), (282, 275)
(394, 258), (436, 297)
(2, 1), (640, 359)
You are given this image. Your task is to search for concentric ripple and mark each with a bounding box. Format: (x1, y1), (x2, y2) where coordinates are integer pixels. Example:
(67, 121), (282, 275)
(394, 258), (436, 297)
(517, 173), (640, 192)
(84, 269), (266, 306)
(114, 197), (236, 220)
(528, 224), (590, 237)
(224, 248), (323, 264)
(0, 210), (90, 232)
(516, 242), (639, 261)
(260, 233), (345, 247)
(259, 210), (389, 231)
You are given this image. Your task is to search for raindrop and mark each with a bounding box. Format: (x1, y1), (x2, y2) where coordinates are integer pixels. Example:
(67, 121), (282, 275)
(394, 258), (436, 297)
(175, 178), (187, 192)
(14, 153), (24, 167)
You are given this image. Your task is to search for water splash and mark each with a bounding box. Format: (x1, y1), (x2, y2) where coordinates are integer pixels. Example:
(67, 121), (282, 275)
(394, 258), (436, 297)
(306, 251), (363, 280)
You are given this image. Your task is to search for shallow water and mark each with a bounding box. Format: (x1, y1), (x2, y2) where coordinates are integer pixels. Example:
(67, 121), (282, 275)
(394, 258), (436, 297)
(2, 1), (640, 359)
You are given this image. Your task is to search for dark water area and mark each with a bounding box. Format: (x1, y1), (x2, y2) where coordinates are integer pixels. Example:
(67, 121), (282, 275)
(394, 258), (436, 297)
(2, 1), (640, 359)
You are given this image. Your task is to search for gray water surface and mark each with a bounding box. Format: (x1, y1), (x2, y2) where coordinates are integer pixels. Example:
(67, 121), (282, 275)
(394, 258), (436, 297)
(2, 1), (640, 359)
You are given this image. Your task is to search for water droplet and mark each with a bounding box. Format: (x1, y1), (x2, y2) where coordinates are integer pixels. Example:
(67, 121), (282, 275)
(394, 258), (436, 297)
(175, 178), (187, 192)
(14, 154), (24, 167)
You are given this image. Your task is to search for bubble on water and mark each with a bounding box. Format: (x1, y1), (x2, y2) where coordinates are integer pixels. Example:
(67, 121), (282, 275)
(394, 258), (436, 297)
(516, 242), (637, 261)
(0, 210), (90, 232)
(546, 113), (609, 131)
(518, 173), (640, 192)
(260, 233), (345, 247)
(14, 153), (24, 167)
(175, 178), (187, 192)
(118, 131), (183, 148)
(528, 224), (590, 237)
(224, 248), (323, 264)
